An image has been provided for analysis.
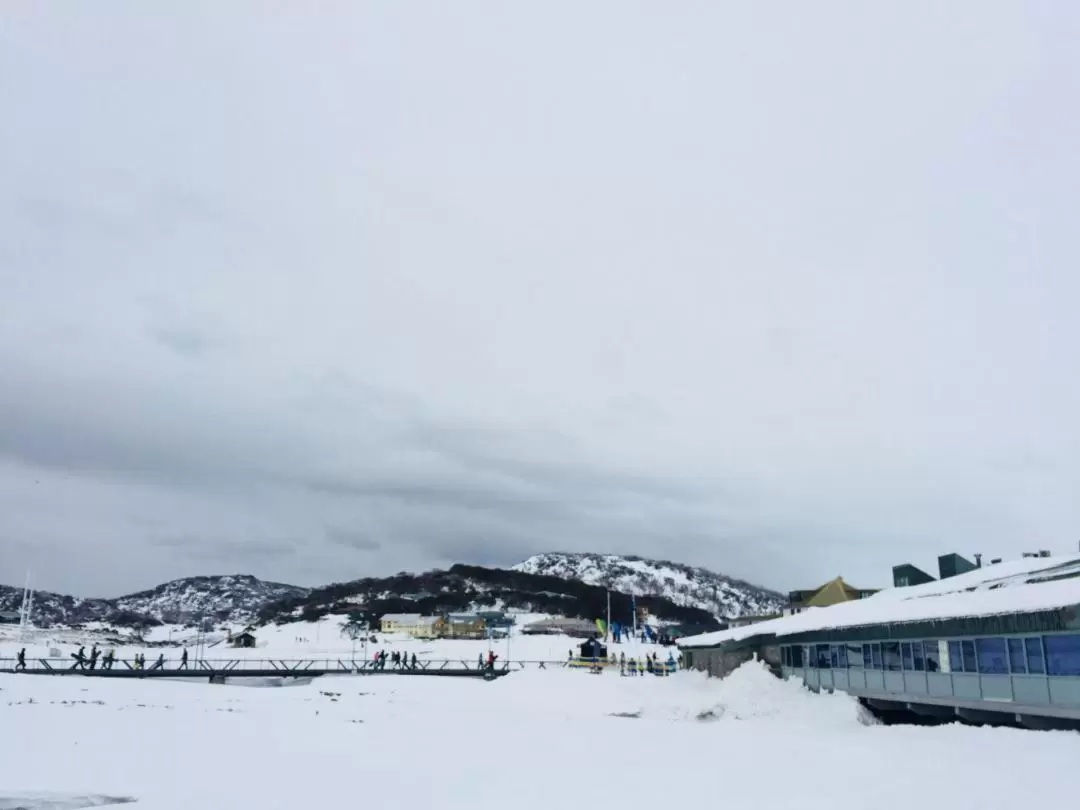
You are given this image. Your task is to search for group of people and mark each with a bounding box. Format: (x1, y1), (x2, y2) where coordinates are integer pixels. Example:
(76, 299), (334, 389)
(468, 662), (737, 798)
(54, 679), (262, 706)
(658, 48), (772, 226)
(64, 645), (190, 672)
(68, 645), (116, 671)
(619, 650), (677, 676)
(371, 649), (418, 670)
(569, 648), (679, 676)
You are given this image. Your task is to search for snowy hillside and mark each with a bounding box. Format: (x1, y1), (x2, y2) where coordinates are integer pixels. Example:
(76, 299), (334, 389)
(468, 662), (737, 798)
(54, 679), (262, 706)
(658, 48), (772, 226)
(0, 575), (307, 629)
(513, 552), (783, 620)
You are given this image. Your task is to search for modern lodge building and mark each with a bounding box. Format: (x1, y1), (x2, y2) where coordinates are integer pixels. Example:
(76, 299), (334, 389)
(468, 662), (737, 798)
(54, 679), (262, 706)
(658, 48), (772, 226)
(678, 553), (1080, 730)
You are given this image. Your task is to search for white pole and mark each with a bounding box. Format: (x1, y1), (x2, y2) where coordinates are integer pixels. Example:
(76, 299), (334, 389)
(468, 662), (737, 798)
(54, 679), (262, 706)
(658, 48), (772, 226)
(606, 590), (612, 643)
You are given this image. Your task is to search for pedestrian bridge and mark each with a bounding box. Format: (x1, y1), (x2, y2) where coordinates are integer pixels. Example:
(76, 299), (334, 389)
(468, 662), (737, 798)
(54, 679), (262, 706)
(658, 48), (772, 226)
(0, 656), (529, 680)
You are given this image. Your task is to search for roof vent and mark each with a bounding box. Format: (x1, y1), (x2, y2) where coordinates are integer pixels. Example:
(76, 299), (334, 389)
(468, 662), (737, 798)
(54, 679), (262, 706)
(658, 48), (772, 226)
(990, 558), (1003, 565)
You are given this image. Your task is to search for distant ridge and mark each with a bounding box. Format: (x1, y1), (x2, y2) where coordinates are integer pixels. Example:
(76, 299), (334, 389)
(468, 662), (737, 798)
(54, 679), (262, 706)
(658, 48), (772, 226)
(1, 552), (783, 629)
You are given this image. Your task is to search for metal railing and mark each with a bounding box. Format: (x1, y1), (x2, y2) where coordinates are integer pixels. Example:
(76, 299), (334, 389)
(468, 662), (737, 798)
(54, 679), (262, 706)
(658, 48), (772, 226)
(0, 656), (582, 675)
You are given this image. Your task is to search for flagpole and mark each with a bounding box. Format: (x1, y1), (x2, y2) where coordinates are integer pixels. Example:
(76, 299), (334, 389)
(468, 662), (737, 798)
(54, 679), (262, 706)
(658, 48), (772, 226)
(606, 590), (611, 643)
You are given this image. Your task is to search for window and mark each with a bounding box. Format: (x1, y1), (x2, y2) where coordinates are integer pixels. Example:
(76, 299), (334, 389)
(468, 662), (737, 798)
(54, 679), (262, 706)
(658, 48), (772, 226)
(1025, 638), (1045, 674)
(1044, 635), (1080, 677)
(882, 641), (901, 671)
(924, 641), (940, 672)
(913, 641), (925, 672)
(976, 638), (1008, 675)
(871, 643), (882, 670)
(1007, 638), (1026, 674)
(962, 640), (977, 673)
(830, 645), (840, 669)
(863, 644), (872, 668)
(948, 641), (963, 672)
(901, 642), (913, 671)
(808, 646), (817, 668)
(782, 646), (790, 667)
(816, 644), (831, 669)
(790, 644), (804, 668)
(847, 643), (863, 669)
(837, 644), (848, 668)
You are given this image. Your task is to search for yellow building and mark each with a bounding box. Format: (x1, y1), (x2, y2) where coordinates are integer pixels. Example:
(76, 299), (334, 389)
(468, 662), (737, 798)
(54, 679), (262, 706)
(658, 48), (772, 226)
(379, 614), (448, 638)
(786, 577), (878, 615)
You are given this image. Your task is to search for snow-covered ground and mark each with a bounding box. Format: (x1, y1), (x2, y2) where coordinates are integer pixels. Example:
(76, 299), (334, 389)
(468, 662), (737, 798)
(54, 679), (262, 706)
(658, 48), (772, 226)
(1, 660), (1077, 810)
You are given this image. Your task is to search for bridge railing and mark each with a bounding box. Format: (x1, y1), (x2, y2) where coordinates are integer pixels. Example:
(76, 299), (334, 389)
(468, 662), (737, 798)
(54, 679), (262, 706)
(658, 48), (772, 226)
(0, 656), (580, 674)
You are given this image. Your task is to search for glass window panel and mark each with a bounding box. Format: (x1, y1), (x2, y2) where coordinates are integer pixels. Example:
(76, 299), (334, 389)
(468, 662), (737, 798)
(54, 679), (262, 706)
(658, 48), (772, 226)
(863, 644), (872, 669)
(1007, 639), (1026, 674)
(1044, 635), (1080, 677)
(913, 641), (925, 672)
(948, 641), (963, 672)
(882, 641), (902, 671)
(962, 640), (977, 673)
(837, 644), (848, 668)
(791, 644), (804, 667)
(871, 643), (882, 670)
(816, 644), (831, 669)
(847, 643), (863, 669)
(923, 641), (940, 672)
(1025, 638), (1044, 674)
(901, 642), (913, 671)
(975, 638), (1008, 674)
(830, 645), (839, 669)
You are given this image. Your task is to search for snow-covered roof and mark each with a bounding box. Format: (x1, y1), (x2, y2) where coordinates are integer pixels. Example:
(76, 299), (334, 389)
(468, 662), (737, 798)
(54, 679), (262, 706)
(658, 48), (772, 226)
(379, 614), (423, 623)
(678, 554), (1080, 649)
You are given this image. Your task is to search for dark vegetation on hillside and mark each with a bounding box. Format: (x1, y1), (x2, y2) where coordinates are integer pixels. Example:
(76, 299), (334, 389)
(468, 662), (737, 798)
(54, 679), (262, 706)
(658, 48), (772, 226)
(258, 564), (722, 629)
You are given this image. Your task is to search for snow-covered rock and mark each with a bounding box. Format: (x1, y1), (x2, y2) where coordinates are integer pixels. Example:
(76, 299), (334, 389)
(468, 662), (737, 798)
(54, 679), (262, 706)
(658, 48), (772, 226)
(0, 575), (308, 629)
(513, 552), (783, 620)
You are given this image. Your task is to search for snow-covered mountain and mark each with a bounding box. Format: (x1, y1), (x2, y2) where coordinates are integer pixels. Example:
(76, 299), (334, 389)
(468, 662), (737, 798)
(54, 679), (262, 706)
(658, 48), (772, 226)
(0, 575), (308, 629)
(513, 552), (783, 620)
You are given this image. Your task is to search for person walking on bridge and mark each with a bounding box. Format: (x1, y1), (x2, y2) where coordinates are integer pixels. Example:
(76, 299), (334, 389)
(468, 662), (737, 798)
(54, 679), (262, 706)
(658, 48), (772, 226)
(179, 648), (189, 670)
(103, 649), (115, 670)
(89, 646), (100, 671)
(15, 648), (26, 671)
(150, 653), (166, 671)
(70, 646), (87, 670)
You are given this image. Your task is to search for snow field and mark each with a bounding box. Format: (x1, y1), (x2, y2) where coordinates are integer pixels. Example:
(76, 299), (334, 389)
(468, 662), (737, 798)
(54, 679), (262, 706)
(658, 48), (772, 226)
(2, 660), (1078, 810)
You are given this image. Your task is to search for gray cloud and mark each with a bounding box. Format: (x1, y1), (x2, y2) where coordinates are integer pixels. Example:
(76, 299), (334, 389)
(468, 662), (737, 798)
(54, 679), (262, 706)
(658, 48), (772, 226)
(2, 1), (1079, 597)
(325, 527), (382, 553)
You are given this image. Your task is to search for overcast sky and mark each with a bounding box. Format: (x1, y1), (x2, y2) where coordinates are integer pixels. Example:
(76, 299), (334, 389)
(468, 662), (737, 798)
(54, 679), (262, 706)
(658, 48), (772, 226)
(2, 2), (1079, 597)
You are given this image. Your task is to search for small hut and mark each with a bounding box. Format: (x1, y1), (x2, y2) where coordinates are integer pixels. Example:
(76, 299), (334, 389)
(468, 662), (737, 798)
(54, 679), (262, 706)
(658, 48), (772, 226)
(579, 637), (608, 660)
(230, 629), (257, 649)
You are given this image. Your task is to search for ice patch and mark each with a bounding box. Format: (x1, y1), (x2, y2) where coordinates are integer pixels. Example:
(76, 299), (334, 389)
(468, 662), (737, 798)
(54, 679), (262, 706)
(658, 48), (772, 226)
(0, 795), (136, 810)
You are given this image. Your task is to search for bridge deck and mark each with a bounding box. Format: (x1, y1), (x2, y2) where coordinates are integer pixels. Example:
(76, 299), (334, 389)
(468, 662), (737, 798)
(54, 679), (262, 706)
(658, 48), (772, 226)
(0, 657), (581, 680)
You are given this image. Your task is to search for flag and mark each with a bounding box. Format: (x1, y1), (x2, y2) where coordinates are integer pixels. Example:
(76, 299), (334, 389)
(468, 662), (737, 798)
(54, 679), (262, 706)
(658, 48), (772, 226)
(595, 618), (606, 637)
